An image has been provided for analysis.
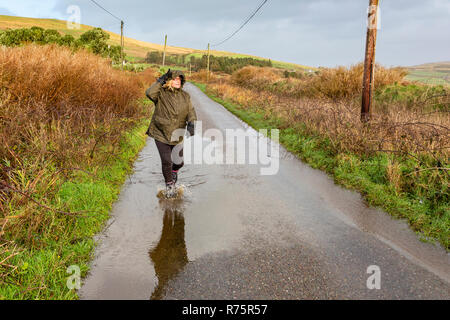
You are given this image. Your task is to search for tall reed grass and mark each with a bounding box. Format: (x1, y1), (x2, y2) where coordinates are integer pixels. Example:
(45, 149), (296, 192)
(0, 45), (155, 269)
(231, 64), (409, 100)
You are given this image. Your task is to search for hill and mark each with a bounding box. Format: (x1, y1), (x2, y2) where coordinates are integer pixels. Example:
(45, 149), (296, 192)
(0, 15), (312, 71)
(405, 61), (450, 85)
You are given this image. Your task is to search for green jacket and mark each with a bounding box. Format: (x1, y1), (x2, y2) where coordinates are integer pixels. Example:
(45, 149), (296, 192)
(145, 70), (197, 145)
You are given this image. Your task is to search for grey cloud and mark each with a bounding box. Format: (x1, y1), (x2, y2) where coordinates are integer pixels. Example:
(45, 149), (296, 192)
(49, 0), (449, 67)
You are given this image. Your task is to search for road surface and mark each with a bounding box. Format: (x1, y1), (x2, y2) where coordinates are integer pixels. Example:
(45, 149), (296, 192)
(79, 83), (450, 300)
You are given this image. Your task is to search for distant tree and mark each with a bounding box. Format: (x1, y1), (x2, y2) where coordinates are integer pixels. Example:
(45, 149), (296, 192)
(0, 26), (121, 63)
(79, 27), (109, 44)
(59, 34), (75, 46)
(43, 29), (61, 44)
(30, 26), (45, 43)
(145, 51), (163, 64)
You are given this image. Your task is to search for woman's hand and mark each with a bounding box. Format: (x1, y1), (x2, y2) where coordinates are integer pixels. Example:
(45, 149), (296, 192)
(187, 121), (195, 137)
(157, 69), (172, 85)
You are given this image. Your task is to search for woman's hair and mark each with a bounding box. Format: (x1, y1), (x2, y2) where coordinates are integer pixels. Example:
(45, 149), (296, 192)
(163, 75), (185, 90)
(163, 79), (175, 90)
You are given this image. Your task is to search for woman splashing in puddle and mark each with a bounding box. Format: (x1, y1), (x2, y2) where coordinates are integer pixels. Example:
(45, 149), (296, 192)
(145, 69), (197, 198)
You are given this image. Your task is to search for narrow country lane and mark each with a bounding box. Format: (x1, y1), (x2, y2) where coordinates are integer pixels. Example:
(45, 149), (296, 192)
(79, 83), (450, 300)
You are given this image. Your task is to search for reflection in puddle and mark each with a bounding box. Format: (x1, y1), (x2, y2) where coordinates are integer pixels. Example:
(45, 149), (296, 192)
(149, 201), (188, 300)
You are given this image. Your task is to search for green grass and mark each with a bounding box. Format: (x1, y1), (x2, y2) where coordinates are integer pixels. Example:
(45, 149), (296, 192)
(191, 81), (449, 251)
(406, 62), (450, 85)
(113, 62), (154, 72)
(374, 82), (449, 111)
(406, 70), (450, 86)
(0, 117), (151, 299)
(184, 52), (313, 71)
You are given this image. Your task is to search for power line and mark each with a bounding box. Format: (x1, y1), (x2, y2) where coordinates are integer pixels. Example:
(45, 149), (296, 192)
(89, 0), (122, 22)
(88, 0), (125, 69)
(240, 0), (268, 28)
(211, 0), (268, 47)
(211, 0), (269, 47)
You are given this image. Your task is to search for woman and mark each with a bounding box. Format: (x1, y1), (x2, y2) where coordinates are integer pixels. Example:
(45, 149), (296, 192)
(145, 69), (197, 197)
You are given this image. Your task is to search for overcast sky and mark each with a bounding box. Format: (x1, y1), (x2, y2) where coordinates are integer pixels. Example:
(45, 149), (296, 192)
(1, 0), (449, 67)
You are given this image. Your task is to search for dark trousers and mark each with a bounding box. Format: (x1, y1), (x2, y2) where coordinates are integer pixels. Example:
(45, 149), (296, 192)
(155, 139), (184, 184)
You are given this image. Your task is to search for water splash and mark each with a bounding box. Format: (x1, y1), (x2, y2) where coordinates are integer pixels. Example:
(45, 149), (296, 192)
(156, 184), (188, 200)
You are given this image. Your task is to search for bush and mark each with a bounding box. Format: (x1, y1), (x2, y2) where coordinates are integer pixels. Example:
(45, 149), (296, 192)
(0, 44), (145, 187)
(229, 64), (409, 101)
(79, 27), (109, 44)
(58, 34), (75, 46)
(375, 83), (449, 112)
(231, 65), (279, 87)
(284, 70), (306, 79)
(145, 51), (163, 64)
(0, 26), (122, 63)
(144, 51), (272, 74)
(190, 69), (219, 82)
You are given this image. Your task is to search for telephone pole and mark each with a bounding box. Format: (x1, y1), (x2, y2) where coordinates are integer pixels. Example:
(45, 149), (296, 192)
(206, 43), (210, 82)
(162, 34), (167, 67)
(361, 0), (379, 122)
(120, 20), (124, 70)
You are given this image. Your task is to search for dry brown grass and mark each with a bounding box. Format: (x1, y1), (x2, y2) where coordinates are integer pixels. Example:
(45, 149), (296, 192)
(189, 69), (222, 83)
(230, 64), (409, 100)
(203, 65), (450, 175)
(0, 44), (145, 173)
(207, 79), (449, 160)
(0, 44), (156, 247)
(231, 66), (280, 87)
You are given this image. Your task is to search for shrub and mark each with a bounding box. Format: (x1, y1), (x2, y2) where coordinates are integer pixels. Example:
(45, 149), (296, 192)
(0, 26), (122, 63)
(0, 44), (146, 192)
(144, 51), (273, 74)
(375, 83), (449, 112)
(229, 64), (409, 101)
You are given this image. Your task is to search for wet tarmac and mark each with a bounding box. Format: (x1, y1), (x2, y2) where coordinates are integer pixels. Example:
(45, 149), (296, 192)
(79, 83), (450, 300)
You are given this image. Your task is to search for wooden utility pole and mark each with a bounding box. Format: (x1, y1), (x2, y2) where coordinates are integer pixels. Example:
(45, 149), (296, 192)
(162, 35), (167, 67)
(120, 20), (124, 70)
(361, 0), (379, 122)
(206, 43), (210, 82)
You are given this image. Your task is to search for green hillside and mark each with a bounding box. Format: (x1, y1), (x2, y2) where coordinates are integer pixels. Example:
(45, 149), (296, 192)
(406, 61), (450, 85)
(0, 15), (312, 71)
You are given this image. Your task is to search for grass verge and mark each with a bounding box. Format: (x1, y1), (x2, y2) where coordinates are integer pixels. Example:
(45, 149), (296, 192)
(191, 81), (449, 251)
(0, 118), (150, 300)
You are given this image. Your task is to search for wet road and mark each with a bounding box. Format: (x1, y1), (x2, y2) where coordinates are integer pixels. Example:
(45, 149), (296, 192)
(79, 83), (450, 300)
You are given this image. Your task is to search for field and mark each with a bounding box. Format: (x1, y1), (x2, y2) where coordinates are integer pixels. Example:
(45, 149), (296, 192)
(406, 62), (450, 85)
